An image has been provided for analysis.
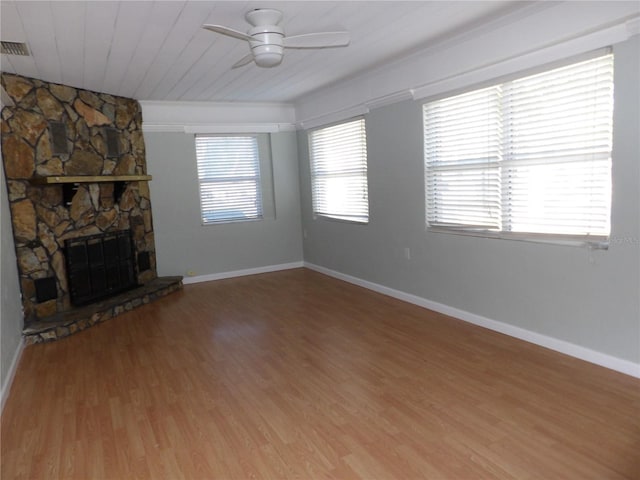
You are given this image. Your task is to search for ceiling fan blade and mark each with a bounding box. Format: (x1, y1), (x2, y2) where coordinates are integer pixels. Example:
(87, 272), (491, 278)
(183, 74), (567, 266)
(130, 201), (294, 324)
(202, 24), (256, 42)
(283, 32), (350, 49)
(231, 54), (254, 69)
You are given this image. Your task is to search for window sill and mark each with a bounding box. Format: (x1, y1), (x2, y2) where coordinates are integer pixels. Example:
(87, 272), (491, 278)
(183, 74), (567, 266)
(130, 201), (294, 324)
(314, 213), (369, 225)
(426, 226), (609, 250)
(202, 216), (263, 226)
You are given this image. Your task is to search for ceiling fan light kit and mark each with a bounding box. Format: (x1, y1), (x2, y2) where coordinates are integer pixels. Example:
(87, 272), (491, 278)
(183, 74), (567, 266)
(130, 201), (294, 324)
(248, 26), (285, 68)
(203, 8), (350, 69)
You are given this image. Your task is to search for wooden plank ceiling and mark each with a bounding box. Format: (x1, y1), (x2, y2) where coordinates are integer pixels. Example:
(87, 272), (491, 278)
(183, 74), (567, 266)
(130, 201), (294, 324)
(1, 1), (521, 103)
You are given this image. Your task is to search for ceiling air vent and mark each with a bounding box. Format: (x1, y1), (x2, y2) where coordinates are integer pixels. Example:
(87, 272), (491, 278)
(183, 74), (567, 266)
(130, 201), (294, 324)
(1, 41), (29, 56)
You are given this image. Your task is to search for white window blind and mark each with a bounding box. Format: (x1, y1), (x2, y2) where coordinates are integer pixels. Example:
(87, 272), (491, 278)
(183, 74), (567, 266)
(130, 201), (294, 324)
(424, 86), (503, 230)
(424, 53), (613, 244)
(195, 135), (262, 224)
(309, 118), (369, 223)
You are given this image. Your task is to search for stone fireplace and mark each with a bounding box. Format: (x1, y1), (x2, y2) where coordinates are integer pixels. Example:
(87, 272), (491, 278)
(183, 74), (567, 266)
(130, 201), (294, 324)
(1, 73), (181, 343)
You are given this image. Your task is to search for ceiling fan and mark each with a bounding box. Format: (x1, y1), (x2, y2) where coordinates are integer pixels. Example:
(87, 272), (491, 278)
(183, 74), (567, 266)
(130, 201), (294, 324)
(203, 8), (350, 69)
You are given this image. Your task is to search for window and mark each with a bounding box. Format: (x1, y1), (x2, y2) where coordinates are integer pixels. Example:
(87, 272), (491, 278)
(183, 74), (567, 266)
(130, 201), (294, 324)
(309, 118), (369, 223)
(195, 135), (262, 224)
(424, 53), (614, 246)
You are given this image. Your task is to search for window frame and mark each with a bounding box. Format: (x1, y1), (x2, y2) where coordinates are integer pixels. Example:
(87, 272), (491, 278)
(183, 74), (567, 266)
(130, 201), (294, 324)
(308, 116), (370, 225)
(195, 134), (264, 225)
(423, 51), (614, 249)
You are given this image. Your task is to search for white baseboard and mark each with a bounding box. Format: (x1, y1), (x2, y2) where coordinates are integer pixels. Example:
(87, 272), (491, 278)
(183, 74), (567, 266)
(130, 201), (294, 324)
(1, 337), (25, 414)
(304, 262), (640, 379)
(182, 261), (304, 285)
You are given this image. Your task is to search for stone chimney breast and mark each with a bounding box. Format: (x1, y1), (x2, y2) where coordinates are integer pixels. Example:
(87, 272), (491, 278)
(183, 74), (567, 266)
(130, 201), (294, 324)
(1, 73), (161, 329)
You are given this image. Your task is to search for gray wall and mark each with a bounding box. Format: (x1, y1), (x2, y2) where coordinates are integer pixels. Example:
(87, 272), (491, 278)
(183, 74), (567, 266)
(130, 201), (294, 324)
(145, 131), (303, 277)
(1, 152), (23, 399)
(298, 36), (640, 364)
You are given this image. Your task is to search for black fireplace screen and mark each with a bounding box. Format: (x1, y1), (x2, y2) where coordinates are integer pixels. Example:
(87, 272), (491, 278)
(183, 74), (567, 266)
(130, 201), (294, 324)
(65, 230), (137, 305)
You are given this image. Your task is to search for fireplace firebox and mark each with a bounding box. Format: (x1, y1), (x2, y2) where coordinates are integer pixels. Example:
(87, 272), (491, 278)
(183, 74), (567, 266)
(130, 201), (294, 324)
(65, 230), (137, 306)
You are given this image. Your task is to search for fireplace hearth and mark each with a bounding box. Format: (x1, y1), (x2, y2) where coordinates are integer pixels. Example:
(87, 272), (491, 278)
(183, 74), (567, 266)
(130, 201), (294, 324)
(23, 276), (183, 344)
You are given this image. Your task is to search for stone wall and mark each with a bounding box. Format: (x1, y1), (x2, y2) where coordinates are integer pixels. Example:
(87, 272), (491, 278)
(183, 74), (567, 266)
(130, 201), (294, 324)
(1, 73), (157, 324)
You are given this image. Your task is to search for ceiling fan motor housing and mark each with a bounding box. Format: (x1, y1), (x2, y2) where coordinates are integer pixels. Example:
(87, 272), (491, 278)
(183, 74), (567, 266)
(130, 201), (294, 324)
(249, 25), (284, 68)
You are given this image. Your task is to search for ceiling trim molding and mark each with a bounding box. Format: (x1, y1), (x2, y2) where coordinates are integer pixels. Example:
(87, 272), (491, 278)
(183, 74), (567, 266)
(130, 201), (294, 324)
(365, 90), (414, 110)
(627, 16), (640, 36)
(295, 105), (369, 131)
(141, 124), (185, 133)
(411, 20), (632, 102)
(140, 100), (296, 133)
(294, 91), (415, 130)
(142, 123), (296, 134)
(184, 124), (296, 134)
(294, 5), (640, 127)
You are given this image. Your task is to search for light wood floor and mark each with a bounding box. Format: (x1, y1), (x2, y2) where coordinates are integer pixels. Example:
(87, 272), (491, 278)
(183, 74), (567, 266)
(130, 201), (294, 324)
(2, 268), (639, 479)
